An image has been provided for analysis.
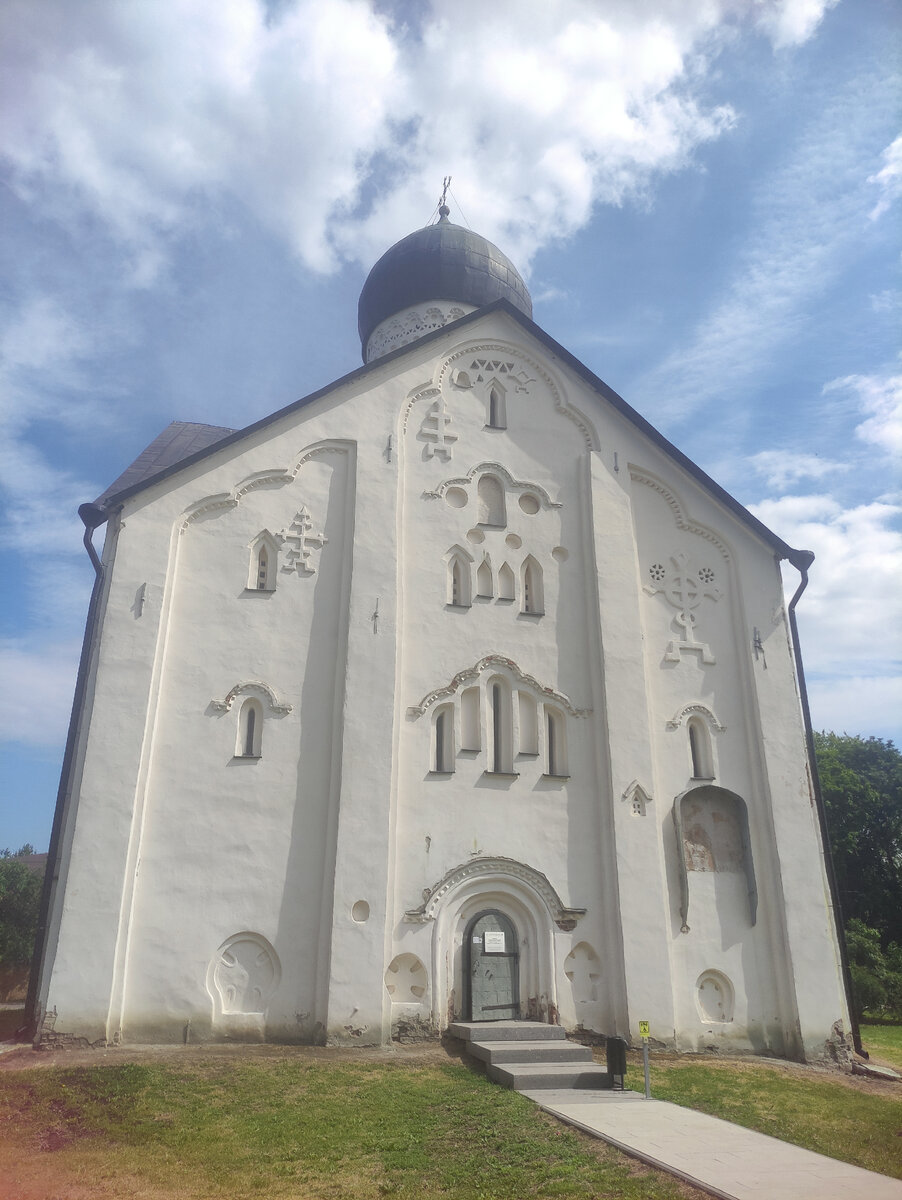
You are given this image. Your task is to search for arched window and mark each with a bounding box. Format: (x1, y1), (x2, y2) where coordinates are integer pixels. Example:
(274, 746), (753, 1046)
(688, 717), (714, 779)
(488, 678), (513, 773)
(433, 704), (454, 772)
(545, 706), (568, 777)
(447, 551), (472, 607)
(498, 561), (515, 601)
(461, 686), (481, 751)
(476, 557), (493, 598)
(247, 532), (278, 591)
(521, 556), (544, 615)
(477, 474), (506, 527)
(487, 383), (507, 429)
(238, 699), (263, 758)
(518, 691), (538, 755)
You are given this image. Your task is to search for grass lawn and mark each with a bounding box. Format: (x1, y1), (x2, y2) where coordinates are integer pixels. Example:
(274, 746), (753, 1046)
(630, 1051), (902, 1179)
(0, 1037), (899, 1199)
(861, 1018), (902, 1071)
(0, 1050), (703, 1200)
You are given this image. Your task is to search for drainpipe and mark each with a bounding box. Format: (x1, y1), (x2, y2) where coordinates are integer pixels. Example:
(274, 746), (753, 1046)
(23, 503), (109, 1042)
(784, 548), (865, 1059)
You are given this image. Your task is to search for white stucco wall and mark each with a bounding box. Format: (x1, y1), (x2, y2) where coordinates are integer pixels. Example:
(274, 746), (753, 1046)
(38, 308), (849, 1058)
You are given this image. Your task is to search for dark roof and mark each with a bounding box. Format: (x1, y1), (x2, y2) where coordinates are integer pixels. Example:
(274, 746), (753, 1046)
(90, 301), (806, 565)
(357, 215), (532, 359)
(94, 421), (235, 507)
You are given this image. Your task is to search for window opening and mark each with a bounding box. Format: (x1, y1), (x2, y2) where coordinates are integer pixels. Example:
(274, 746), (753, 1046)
(488, 679), (513, 773)
(448, 552), (471, 607)
(518, 691), (538, 754)
(492, 684), (503, 772)
(461, 687), (481, 751)
(498, 561), (515, 601)
(476, 557), (493, 597)
(433, 705), (454, 772)
(521, 556), (544, 614)
(477, 474), (506, 527)
(256, 547), (269, 590)
(487, 383), (507, 429)
(688, 718), (714, 779)
(545, 706), (567, 776)
(237, 699), (263, 758)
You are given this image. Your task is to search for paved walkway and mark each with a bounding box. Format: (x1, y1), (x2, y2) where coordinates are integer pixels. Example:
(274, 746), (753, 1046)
(521, 1088), (902, 1200)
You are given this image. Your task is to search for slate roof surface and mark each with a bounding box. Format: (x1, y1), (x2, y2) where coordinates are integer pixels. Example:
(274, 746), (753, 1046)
(90, 302), (805, 563)
(94, 421), (236, 508)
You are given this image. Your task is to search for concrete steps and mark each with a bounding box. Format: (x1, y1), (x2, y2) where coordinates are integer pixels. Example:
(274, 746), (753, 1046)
(450, 1020), (613, 1091)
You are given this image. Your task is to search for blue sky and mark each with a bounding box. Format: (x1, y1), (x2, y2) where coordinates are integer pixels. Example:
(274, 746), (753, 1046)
(1, 0), (899, 852)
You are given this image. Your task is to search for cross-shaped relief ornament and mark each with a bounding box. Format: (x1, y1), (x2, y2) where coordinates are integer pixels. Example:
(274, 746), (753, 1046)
(280, 506), (327, 575)
(420, 395), (457, 460)
(644, 552), (722, 664)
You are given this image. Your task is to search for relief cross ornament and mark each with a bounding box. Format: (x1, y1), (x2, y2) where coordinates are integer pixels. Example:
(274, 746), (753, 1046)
(644, 552), (722, 664)
(280, 506), (327, 575)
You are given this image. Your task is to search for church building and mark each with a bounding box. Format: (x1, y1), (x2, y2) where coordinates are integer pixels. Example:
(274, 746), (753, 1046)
(28, 206), (852, 1060)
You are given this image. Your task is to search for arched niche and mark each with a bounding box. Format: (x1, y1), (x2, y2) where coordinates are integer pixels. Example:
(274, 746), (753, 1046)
(672, 786), (757, 932)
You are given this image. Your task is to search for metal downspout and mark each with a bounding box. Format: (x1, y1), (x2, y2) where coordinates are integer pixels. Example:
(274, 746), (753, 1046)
(23, 503), (108, 1042)
(784, 548), (865, 1059)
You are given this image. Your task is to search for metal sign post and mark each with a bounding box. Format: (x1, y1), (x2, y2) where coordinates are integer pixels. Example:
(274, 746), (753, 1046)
(638, 1021), (651, 1099)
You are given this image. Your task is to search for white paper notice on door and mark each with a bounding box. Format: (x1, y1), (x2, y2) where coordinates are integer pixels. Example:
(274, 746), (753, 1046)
(483, 930), (506, 953)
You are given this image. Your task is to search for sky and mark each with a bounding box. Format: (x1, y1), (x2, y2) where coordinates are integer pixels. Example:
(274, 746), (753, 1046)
(0, 0), (899, 852)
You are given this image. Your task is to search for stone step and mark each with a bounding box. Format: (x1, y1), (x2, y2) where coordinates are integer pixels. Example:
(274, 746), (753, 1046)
(487, 1061), (613, 1090)
(448, 1020), (565, 1043)
(467, 1040), (594, 1065)
(486, 1065), (614, 1094)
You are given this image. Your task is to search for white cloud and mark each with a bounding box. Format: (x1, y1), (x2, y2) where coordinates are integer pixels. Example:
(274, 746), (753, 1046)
(748, 449), (848, 489)
(752, 0), (838, 49)
(0, 0), (837, 280)
(824, 367), (902, 457)
(0, 640), (82, 747)
(806, 673), (902, 741)
(868, 134), (902, 221)
(751, 495), (902, 682)
(630, 61), (896, 422)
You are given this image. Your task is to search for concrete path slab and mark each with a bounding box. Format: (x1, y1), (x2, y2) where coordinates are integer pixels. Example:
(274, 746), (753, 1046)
(521, 1089), (902, 1200)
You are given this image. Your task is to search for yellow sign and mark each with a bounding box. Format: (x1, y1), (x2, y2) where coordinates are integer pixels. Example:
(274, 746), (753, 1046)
(638, 1021), (650, 1038)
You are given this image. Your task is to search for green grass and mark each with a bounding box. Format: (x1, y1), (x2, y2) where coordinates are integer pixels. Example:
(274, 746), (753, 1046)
(0, 1057), (697, 1199)
(631, 1053), (902, 1179)
(860, 1018), (902, 1071)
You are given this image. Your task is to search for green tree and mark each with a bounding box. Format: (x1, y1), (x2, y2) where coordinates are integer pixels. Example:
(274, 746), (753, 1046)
(0, 846), (43, 968)
(815, 733), (902, 949)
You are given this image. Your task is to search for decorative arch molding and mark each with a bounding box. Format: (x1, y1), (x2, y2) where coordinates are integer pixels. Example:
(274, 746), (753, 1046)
(210, 681), (292, 715)
(424, 462), (560, 509)
(407, 654), (590, 719)
(666, 704), (726, 733)
(178, 440), (352, 530)
(440, 340), (600, 451)
(405, 855), (586, 931)
(628, 467), (733, 563)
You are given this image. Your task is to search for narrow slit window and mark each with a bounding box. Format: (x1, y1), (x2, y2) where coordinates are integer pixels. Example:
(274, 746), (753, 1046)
(688, 718), (714, 779)
(487, 383), (507, 429)
(521, 556), (544, 614)
(448, 553), (471, 607)
(545, 706), (567, 776)
(256, 546), (269, 590)
(489, 679), (513, 773)
(476, 557), (493, 597)
(237, 699), (263, 758)
(433, 705), (454, 772)
(498, 561), (515, 601)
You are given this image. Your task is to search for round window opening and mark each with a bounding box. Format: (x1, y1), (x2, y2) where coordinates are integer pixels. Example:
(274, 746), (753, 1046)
(518, 494), (540, 515)
(352, 900), (370, 923)
(445, 487), (468, 509)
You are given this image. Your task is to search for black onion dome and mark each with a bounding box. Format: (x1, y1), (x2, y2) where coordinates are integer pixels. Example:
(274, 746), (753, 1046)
(358, 213), (532, 359)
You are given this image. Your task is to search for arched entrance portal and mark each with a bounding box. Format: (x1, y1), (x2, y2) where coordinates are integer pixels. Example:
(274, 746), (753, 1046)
(465, 910), (519, 1020)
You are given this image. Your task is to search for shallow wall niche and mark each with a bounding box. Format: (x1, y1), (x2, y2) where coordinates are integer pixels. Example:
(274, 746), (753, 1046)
(696, 970), (735, 1023)
(208, 932), (281, 1041)
(385, 954), (427, 1003)
(564, 942), (601, 1006)
(672, 786), (757, 932)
